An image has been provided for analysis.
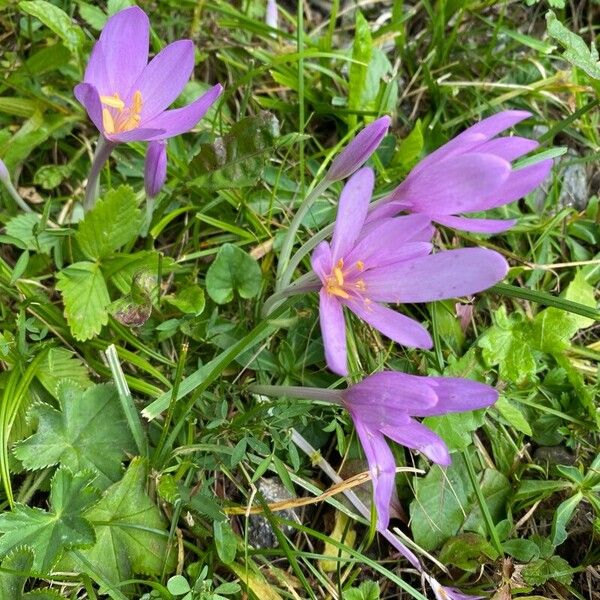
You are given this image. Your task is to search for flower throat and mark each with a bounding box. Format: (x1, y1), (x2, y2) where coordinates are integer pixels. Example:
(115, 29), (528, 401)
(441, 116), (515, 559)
(100, 90), (143, 134)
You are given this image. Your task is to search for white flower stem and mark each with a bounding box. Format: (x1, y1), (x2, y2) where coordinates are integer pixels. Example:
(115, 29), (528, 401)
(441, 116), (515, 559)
(261, 271), (320, 317)
(248, 383), (343, 404)
(83, 136), (115, 213)
(1, 177), (32, 212)
(289, 428), (423, 572)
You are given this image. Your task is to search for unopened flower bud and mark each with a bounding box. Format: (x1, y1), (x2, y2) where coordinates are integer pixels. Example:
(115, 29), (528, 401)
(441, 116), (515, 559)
(144, 140), (167, 199)
(266, 0), (278, 29)
(0, 158), (9, 183)
(325, 115), (391, 182)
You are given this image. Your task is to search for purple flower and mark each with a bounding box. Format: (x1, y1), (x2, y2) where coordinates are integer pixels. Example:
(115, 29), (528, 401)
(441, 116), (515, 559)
(428, 577), (485, 600)
(325, 116), (391, 182)
(0, 158), (8, 183)
(145, 140), (167, 198)
(266, 0), (278, 29)
(311, 167), (508, 376)
(74, 7), (223, 144)
(343, 372), (498, 530)
(368, 110), (553, 233)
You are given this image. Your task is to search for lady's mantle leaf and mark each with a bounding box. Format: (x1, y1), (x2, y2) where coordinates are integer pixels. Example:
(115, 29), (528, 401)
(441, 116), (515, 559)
(0, 545), (34, 599)
(0, 468), (99, 573)
(65, 458), (175, 584)
(56, 261), (110, 341)
(205, 244), (262, 304)
(14, 382), (135, 490)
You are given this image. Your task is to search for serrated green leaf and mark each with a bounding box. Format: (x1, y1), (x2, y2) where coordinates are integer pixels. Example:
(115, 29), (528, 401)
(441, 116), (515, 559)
(522, 553), (573, 586)
(0, 468), (99, 573)
(533, 272), (596, 352)
(19, 1), (84, 54)
(478, 307), (537, 384)
(76, 186), (141, 260)
(0, 545), (34, 600)
(189, 112), (280, 191)
(438, 533), (498, 572)
(206, 244), (262, 304)
(5, 213), (62, 254)
(14, 382), (134, 489)
(546, 11), (600, 80)
(64, 458), (174, 585)
(33, 165), (72, 190)
(56, 261), (110, 341)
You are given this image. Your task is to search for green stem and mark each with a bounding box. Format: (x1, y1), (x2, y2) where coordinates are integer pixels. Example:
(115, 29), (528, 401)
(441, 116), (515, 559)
(84, 136), (115, 212)
(275, 178), (331, 291)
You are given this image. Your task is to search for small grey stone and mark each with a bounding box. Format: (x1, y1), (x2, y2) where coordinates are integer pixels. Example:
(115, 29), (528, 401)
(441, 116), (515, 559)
(247, 477), (300, 549)
(558, 150), (589, 210)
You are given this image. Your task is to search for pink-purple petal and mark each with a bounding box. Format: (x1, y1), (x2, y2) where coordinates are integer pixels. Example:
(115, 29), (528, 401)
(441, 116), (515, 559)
(145, 140), (167, 198)
(347, 299), (433, 349)
(381, 418), (451, 466)
(326, 116), (391, 182)
(84, 41), (111, 95)
(361, 248), (508, 303)
(352, 418), (397, 530)
(110, 127), (166, 143)
(463, 109), (532, 139)
(134, 39), (195, 121)
(401, 153), (512, 215)
(348, 215), (433, 265)
(477, 136), (539, 161)
(311, 241), (333, 281)
(409, 132), (487, 179)
(318, 289), (347, 376)
(412, 377), (498, 417)
(143, 84), (223, 140)
(434, 215), (517, 234)
(96, 6), (149, 96)
(74, 83), (105, 134)
(345, 372), (438, 412)
(472, 159), (553, 211)
(330, 167), (373, 262)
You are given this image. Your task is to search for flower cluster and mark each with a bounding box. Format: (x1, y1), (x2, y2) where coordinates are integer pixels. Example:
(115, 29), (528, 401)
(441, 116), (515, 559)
(1, 6), (552, 599)
(298, 112), (549, 531)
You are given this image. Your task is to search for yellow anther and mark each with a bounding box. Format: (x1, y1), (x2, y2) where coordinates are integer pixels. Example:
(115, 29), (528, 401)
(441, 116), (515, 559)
(328, 285), (350, 299)
(356, 260), (365, 271)
(334, 266), (344, 286)
(121, 113), (141, 132)
(132, 90), (143, 114)
(355, 279), (366, 291)
(102, 108), (115, 134)
(100, 94), (125, 110)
